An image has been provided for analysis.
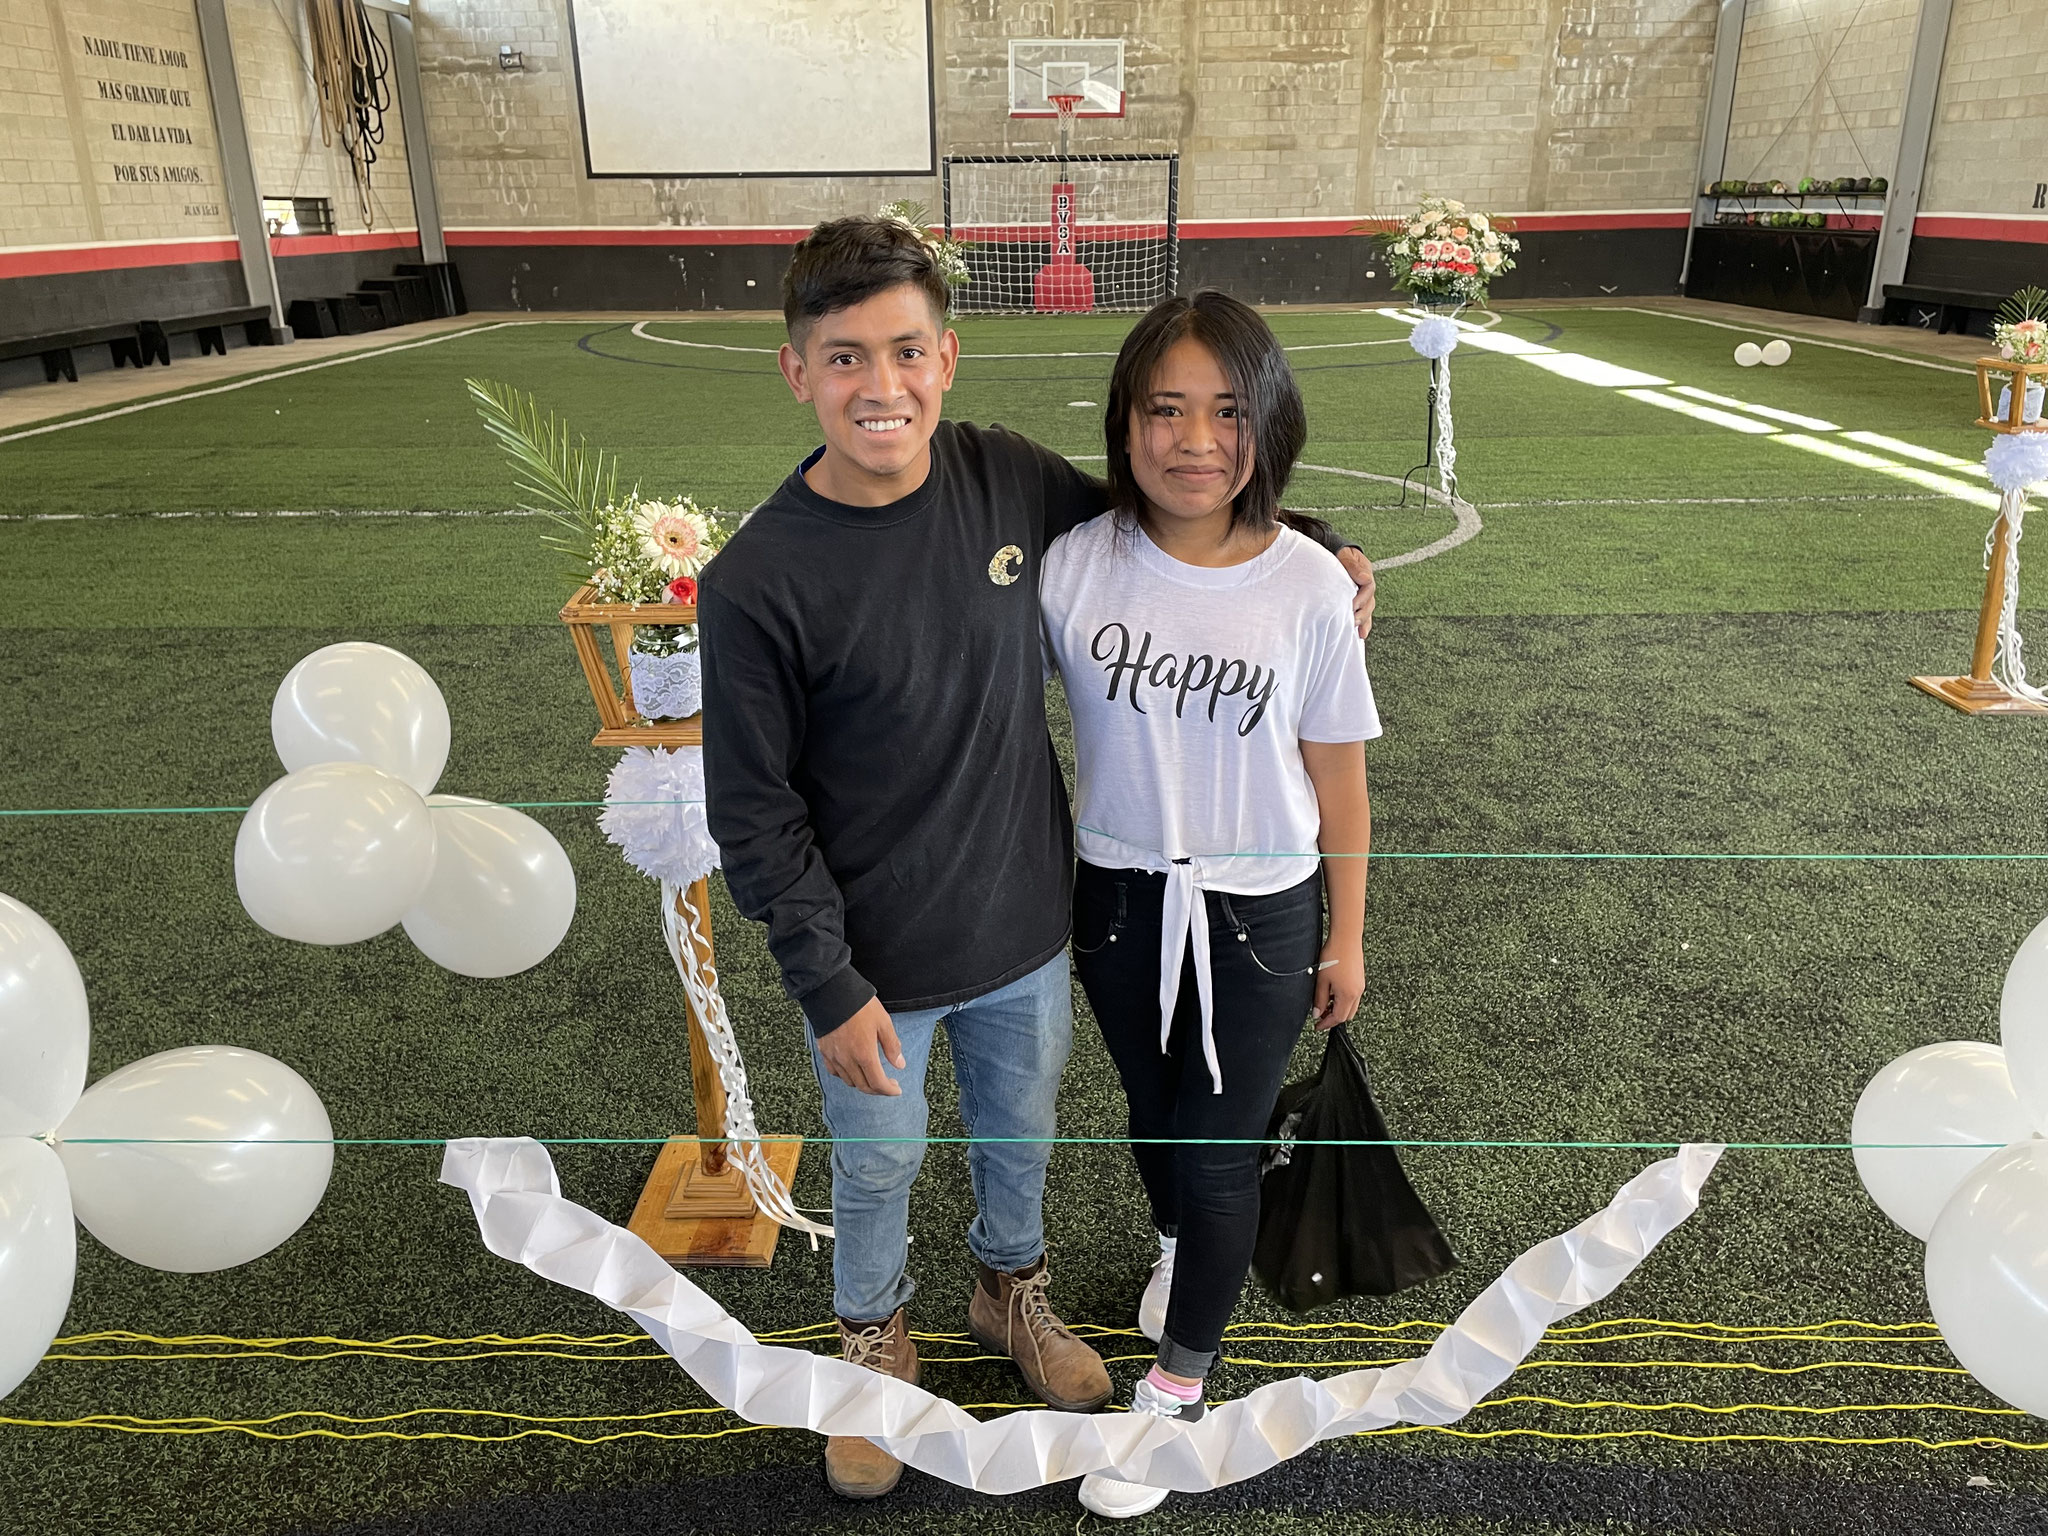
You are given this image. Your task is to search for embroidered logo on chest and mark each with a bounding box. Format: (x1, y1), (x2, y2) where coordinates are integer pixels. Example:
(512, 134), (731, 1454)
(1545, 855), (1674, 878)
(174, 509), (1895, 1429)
(988, 545), (1025, 586)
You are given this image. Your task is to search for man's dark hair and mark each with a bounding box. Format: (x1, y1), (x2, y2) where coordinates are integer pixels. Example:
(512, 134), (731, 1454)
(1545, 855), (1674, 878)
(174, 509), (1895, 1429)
(782, 216), (951, 351)
(1103, 289), (1309, 536)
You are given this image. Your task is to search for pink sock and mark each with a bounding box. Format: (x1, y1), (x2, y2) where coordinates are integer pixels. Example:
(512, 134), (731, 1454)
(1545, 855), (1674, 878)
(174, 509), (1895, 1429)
(1144, 1365), (1203, 1401)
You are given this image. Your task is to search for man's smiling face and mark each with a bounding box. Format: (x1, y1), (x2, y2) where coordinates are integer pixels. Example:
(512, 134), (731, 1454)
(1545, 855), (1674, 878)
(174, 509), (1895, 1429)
(779, 283), (959, 506)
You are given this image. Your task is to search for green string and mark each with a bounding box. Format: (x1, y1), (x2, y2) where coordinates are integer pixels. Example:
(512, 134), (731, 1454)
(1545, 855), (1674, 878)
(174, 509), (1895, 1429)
(40, 1135), (2000, 1150)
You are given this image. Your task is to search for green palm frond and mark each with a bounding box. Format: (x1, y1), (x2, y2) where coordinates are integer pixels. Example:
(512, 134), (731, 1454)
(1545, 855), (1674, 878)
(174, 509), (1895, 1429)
(1998, 287), (2048, 326)
(464, 377), (622, 567)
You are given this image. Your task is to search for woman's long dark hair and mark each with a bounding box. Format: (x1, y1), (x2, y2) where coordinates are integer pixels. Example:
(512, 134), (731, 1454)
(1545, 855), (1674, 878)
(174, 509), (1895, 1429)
(1104, 289), (1311, 538)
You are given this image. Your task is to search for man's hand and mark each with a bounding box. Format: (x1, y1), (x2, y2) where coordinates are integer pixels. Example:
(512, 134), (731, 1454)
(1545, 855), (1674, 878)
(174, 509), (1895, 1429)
(1312, 939), (1365, 1031)
(1336, 547), (1376, 638)
(818, 996), (907, 1096)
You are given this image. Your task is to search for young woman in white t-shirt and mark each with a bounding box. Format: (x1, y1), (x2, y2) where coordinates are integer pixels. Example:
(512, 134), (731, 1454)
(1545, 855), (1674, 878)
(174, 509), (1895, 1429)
(1040, 291), (1380, 1519)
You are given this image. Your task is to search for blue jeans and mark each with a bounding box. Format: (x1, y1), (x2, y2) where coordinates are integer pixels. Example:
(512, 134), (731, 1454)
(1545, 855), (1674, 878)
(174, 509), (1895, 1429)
(808, 952), (1073, 1322)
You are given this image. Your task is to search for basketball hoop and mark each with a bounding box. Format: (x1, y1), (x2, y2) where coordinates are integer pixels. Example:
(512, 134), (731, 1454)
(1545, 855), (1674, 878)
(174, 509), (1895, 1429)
(1049, 92), (1083, 171)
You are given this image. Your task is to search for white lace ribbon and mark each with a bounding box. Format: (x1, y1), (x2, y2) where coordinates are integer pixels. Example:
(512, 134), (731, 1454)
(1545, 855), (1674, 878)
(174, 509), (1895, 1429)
(659, 879), (832, 1245)
(442, 1136), (1722, 1495)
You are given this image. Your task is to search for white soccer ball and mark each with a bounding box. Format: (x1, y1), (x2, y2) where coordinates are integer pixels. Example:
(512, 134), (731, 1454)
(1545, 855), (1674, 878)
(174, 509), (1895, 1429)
(1734, 342), (1763, 367)
(1761, 339), (1792, 366)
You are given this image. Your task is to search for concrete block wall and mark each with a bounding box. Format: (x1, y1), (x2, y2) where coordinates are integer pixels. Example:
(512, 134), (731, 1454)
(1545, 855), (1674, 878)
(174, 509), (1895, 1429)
(1921, 0), (2048, 214)
(408, 0), (1717, 228)
(1, 0), (231, 247)
(226, 0), (417, 235)
(1723, 0), (1917, 188)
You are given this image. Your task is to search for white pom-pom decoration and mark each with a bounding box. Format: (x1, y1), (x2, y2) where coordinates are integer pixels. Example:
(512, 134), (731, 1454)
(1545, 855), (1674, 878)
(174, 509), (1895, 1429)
(1734, 343), (1763, 367)
(600, 747), (720, 888)
(1761, 339), (1791, 366)
(1986, 432), (2048, 494)
(1409, 316), (1461, 360)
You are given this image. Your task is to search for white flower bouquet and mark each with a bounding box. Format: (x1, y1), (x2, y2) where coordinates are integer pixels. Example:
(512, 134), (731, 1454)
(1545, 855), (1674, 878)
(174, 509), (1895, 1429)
(466, 378), (731, 717)
(879, 199), (972, 298)
(1361, 195), (1520, 307)
(1996, 288), (2048, 367)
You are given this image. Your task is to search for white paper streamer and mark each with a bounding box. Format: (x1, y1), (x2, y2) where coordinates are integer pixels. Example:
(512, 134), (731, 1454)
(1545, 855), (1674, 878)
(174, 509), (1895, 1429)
(442, 1137), (1722, 1495)
(600, 746), (720, 888)
(659, 879), (831, 1243)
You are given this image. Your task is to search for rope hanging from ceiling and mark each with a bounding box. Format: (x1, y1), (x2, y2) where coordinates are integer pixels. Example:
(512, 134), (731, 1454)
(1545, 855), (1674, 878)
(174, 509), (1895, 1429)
(306, 0), (392, 228)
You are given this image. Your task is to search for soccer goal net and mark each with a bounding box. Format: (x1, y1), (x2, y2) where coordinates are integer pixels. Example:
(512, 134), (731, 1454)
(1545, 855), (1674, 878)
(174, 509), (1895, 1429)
(941, 154), (1179, 314)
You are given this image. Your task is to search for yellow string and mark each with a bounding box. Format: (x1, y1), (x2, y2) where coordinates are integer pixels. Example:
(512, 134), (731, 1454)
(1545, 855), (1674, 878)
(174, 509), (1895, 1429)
(4, 1395), (2027, 1449)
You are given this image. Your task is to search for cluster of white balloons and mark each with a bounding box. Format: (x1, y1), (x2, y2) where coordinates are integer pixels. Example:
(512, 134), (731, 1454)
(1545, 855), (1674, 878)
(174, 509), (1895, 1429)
(1853, 915), (2048, 1416)
(1734, 339), (1793, 367)
(1, 893), (334, 1402)
(237, 643), (576, 977)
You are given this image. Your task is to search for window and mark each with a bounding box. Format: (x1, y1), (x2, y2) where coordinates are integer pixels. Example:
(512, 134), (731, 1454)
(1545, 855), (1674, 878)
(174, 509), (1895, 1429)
(263, 196), (335, 237)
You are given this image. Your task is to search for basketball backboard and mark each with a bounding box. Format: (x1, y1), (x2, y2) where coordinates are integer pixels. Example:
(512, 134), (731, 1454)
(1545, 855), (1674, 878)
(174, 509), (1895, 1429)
(1008, 39), (1124, 118)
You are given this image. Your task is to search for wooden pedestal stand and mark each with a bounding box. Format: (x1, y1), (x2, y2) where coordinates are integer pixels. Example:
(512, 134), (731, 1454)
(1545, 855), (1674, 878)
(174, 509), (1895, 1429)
(561, 584), (803, 1267)
(1911, 360), (2048, 716)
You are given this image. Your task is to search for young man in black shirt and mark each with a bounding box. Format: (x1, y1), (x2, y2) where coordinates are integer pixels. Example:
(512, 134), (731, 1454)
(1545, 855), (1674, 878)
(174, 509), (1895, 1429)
(699, 217), (1372, 1500)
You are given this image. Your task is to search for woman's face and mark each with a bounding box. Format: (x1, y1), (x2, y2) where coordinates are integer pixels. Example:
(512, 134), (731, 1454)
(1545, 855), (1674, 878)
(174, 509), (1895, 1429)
(1127, 335), (1255, 526)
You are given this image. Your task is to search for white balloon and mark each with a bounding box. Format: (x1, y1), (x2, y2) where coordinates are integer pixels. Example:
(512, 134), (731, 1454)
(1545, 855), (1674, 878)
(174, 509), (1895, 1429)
(56, 1046), (333, 1273)
(0, 1138), (75, 1401)
(402, 796), (577, 977)
(271, 642), (450, 795)
(1734, 342), (1763, 367)
(2001, 914), (2048, 1132)
(1761, 338), (1792, 366)
(1926, 1137), (2048, 1416)
(235, 762), (437, 945)
(1852, 1042), (2032, 1239)
(0, 894), (90, 1136)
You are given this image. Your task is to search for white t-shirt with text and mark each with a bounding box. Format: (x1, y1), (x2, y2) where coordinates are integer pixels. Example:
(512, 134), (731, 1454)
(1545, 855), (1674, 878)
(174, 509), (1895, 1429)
(1040, 515), (1381, 896)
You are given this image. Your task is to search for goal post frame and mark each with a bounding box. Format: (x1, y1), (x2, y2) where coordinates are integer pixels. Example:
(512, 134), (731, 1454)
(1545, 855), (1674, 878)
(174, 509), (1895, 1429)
(940, 152), (1180, 313)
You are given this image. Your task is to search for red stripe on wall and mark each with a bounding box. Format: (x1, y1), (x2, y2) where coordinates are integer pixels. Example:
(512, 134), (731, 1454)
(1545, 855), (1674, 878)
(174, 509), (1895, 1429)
(270, 230), (421, 257)
(443, 212), (1695, 248)
(0, 238), (240, 279)
(445, 227), (809, 248)
(1914, 215), (2048, 245)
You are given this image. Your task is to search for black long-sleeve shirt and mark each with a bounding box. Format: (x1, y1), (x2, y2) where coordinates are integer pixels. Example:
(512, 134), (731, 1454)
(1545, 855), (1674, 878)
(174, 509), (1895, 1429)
(700, 422), (1102, 1035)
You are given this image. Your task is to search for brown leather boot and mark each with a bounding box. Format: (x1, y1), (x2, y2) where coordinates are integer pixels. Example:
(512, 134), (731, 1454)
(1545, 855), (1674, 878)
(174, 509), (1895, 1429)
(966, 1254), (1111, 1411)
(825, 1309), (919, 1499)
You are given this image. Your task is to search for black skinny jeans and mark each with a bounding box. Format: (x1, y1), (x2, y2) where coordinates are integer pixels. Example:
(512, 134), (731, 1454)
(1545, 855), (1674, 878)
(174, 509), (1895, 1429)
(1073, 859), (1323, 1375)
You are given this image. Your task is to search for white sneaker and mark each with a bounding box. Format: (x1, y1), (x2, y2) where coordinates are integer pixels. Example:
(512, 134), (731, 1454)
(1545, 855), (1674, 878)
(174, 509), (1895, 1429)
(1077, 1374), (1205, 1520)
(1137, 1232), (1176, 1343)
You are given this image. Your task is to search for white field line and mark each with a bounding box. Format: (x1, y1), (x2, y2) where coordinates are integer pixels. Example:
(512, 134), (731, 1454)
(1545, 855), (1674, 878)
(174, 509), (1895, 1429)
(0, 490), (1959, 523)
(1555, 306), (1976, 376)
(1371, 308), (1994, 508)
(0, 322), (533, 445)
(627, 320), (1409, 359)
(0, 507), (540, 522)
(1475, 492), (1950, 508)
(1293, 461), (1483, 568)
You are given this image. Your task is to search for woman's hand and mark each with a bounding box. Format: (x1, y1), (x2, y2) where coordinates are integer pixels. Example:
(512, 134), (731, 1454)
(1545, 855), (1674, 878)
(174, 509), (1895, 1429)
(1312, 939), (1364, 1031)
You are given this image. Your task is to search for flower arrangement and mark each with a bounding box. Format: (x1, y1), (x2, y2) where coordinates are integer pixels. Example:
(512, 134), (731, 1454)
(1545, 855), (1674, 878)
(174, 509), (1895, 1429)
(465, 377), (729, 660)
(1361, 195), (1520, 307)
(879, 199), (972, 299)
(1996, 288), (2048, 367)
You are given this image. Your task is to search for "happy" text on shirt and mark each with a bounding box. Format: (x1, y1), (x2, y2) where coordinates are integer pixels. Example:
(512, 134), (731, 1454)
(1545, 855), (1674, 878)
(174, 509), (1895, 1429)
(1090, 622), (1278, 737)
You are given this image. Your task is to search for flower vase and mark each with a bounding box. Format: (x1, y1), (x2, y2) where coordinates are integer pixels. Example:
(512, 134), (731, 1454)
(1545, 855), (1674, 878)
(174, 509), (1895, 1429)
(629, 644), (702, 721)
(1998, 381), (2046, 426)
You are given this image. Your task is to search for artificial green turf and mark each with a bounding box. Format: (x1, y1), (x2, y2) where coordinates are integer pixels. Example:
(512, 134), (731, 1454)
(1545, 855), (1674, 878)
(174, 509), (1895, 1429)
(3, 308), (2047, 1535)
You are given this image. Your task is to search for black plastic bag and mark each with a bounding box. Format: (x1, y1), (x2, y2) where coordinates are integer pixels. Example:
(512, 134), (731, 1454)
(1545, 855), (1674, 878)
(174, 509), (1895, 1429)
(1252, 1026), (1457, 1312)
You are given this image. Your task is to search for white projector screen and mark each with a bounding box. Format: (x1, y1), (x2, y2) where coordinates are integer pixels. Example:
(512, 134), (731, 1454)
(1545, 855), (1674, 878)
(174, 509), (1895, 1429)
(568, 0), (934, 177)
